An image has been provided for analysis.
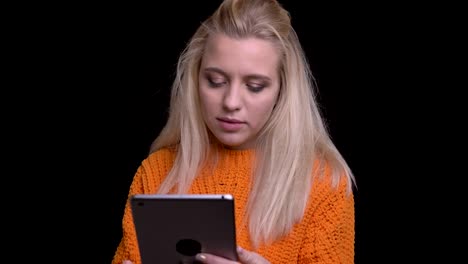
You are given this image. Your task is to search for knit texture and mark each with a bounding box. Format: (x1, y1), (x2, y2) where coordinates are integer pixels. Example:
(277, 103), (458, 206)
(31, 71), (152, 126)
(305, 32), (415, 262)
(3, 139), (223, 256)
(112, 147), (354, 263)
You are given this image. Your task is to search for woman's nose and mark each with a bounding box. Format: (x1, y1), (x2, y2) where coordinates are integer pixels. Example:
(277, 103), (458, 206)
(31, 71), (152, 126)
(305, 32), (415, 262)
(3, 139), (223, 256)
(223, 84), (242, 111)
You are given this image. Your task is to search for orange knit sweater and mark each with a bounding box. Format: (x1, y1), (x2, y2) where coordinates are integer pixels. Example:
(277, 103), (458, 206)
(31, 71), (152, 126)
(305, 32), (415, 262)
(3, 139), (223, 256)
(112, 147), (354, 264)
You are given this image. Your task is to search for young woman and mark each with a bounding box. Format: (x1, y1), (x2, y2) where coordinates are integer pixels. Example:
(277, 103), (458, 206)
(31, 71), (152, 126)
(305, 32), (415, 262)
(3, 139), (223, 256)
(113, 0), (356, 263)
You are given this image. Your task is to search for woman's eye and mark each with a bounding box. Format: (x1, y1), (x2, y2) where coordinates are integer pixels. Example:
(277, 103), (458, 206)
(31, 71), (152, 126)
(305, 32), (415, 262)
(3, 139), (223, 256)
(247, 84), (265, 93)
(208, 79), (226, 88)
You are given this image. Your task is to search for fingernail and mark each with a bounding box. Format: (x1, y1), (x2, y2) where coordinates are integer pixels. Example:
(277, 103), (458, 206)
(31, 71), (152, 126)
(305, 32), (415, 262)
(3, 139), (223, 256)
(196, 254), (207, 261)
(237, 246), (243, 253)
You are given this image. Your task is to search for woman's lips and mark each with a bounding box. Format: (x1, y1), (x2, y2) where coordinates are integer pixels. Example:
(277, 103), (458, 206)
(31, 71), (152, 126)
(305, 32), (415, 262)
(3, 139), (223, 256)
(217, 118), (245, 131)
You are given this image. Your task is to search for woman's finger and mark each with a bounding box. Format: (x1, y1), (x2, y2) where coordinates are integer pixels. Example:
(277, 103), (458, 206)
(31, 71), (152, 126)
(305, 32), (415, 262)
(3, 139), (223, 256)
(237, 247), (270, 264)
(195, 253), (239, 263)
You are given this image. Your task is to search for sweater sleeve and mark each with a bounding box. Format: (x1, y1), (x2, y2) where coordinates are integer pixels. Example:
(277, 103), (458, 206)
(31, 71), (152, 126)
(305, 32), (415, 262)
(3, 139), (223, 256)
(111, 164), (147, 264)
(299, 177), (355, 264)
(112, 149), (175, 264)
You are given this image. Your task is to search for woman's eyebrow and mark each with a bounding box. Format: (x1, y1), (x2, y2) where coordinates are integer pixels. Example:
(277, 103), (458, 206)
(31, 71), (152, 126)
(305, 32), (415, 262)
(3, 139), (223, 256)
(203, 67), (227, 76)
(203, 67), (272, 82)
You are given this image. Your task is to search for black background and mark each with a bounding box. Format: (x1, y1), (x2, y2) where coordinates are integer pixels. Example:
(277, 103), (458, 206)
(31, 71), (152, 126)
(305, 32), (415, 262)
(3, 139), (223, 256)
(8, 0), (452, 263)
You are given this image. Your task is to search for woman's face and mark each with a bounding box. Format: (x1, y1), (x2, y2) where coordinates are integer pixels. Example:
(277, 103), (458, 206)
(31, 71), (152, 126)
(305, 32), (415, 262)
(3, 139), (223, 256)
(198, 34), (280, 149)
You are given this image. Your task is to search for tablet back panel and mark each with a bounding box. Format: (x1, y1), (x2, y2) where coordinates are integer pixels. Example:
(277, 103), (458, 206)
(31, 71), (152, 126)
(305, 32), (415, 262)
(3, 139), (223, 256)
(130, 194), (238, 263)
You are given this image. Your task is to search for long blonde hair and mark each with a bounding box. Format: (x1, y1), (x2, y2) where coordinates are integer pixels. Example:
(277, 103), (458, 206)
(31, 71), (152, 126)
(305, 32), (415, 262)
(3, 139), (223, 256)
(150, 0), (355, 248)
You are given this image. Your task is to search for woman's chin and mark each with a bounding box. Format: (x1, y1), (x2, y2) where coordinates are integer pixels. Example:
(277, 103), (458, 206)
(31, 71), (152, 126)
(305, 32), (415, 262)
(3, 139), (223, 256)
(215, 136), (253, 150)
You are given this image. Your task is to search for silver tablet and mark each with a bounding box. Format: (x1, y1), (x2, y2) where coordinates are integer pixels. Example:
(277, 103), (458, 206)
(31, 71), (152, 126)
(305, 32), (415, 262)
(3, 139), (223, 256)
(130, 194), (239, 263)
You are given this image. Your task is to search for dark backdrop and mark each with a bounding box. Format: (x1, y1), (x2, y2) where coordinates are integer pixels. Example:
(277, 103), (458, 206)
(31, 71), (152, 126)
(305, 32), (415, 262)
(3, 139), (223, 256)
(81, 1), (385, 263)
(21, 1), (436, 263)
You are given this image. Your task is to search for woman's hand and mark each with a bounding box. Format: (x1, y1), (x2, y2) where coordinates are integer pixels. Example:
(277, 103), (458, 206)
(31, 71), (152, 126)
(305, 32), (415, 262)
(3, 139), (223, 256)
(195, 246), (270, 264)
(121, 247), (269, 264)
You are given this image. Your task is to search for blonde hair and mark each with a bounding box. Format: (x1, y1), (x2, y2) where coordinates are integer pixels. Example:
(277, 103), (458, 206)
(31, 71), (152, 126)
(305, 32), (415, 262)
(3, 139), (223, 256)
(150, 0), (355, 248)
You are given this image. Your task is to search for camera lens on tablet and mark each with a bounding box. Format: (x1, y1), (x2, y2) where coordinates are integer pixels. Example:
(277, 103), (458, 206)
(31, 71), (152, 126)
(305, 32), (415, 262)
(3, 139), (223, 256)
(176, 238), (202, 256)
